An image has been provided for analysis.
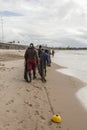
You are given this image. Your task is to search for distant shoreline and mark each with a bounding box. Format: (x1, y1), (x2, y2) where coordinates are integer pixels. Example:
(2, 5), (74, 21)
(0, 42), (87, 50)
(53, 47), (87, 50)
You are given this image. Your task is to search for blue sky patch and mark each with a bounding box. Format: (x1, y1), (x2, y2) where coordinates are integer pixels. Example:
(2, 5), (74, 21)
(0, 10), (23, 17)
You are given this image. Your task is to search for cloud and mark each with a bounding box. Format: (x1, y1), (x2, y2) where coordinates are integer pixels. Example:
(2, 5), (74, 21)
(0, 0), (87, 47)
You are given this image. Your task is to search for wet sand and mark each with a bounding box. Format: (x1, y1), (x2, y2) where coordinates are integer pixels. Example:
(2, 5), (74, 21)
(0, 49), (87, 130)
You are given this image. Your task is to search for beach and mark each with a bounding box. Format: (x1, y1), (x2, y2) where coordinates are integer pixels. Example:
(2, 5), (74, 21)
(0, 49), (87, 130)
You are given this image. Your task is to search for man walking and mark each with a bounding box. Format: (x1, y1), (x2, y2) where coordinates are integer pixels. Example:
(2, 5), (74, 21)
(24, 43), (38, 82)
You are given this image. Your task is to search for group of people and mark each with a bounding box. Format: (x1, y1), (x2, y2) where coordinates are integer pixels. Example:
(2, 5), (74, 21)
(24, 43), (54, 83)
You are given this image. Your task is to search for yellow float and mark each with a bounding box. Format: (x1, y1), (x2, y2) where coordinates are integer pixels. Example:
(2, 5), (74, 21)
(52, 114), (62, 123)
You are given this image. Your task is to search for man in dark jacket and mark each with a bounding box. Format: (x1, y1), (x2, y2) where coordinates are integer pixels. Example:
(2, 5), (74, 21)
(38, 48), (48, 82)
(24, 43), (38, 82)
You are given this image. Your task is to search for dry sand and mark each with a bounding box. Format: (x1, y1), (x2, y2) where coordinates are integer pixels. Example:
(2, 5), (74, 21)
(0, 49), (87, 130)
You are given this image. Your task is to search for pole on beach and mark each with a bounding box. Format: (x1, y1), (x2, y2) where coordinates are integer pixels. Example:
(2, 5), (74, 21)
(1, 16), (4, 43)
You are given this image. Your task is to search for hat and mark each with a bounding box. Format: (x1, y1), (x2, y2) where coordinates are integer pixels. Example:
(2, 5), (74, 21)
(30, 43), (34, 48)
(30, 43), (33, 46)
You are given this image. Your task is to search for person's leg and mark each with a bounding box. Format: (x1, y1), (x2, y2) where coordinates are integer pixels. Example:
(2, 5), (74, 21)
(43, 67), (46, 82)
(24, 60), (28, 81)
(38, 61), (41, 76)
(43, 63), (46, 76)
(33, 69), (36, 79)
(40, 62), (43, 79)
(32, 60), (36, 79)
(40, 63), (46, 82)
(27, 60), (32, 82)
(28, 70), (32, 82)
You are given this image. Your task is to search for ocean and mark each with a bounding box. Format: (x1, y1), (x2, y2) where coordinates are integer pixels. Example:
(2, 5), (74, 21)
(52, 50), (87, 110)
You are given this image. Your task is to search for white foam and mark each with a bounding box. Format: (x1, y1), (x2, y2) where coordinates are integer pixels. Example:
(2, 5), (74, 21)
(76, 86), (87, 110)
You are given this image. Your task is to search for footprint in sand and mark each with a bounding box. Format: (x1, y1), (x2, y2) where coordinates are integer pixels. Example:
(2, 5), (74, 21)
(26, 89), (30, 92)
(18, 120), (24, 124)
(4, 123), (10, 127)
(24, 101), (32, 107)
(6, 99), (14, 105)
(34, 95), (37, 99)
(12, 109), (17, 113)
(17, 92), (20, 95)
(0, 63), (5, 66)
(32, 84), (42, 90)
(11, 67), (15, 69)
(40, 115), (45, 120)
(35, 110), (39, 115)
(0, 67), (6, 71)
(6, 110), (10, 113)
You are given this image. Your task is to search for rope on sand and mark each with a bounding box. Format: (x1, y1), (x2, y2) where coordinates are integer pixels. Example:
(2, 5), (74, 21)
(42, 84), (61, 129)
(43, 85), (54, 115)
(31, 81), (61, 129)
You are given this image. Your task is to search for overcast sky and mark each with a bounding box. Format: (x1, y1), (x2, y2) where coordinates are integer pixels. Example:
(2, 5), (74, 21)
(0, 0), (87, 47)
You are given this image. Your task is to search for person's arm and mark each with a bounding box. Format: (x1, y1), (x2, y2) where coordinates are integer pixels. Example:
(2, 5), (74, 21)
(34, 50), (38, 65)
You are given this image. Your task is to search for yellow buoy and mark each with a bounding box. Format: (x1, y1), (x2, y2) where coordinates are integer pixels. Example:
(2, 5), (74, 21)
(52, 114), (62, 123)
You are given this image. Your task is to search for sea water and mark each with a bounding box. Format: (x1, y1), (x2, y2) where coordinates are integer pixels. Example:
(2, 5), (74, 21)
(52, 50), (87, 110)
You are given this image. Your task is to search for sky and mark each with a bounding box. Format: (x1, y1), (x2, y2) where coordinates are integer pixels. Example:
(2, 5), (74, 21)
(0, 0), (87, 47)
